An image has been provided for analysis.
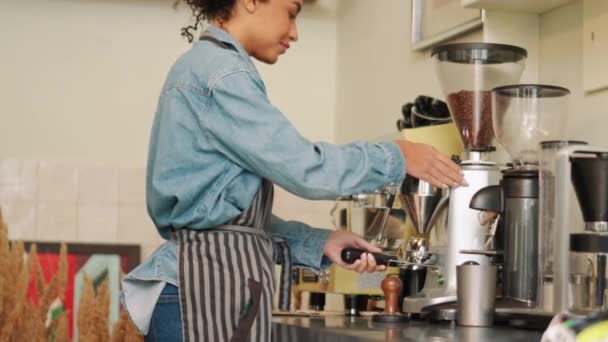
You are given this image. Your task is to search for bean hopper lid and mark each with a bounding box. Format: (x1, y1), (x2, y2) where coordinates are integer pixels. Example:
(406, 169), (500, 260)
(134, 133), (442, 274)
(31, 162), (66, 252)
(431, 43), (527, 153)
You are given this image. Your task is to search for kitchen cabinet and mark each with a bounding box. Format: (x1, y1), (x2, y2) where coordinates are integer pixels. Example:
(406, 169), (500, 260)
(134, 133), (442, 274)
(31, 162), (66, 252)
(583, 0), (608, 93)
(462, 0), (577, 14)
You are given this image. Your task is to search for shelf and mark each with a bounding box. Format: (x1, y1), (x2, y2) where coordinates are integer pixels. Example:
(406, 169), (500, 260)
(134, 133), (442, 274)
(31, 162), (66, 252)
(461, 0), (578, 14)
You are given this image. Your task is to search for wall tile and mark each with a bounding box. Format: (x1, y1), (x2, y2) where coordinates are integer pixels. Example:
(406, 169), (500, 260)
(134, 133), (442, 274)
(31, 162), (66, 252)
(117, 204), (158, 245)
(79, 166), (118, 204)
(118, 167), (145, 205)
(1, 200), (37, 240)
(77, 204), (118, 242)
(0, 159), (38, 201)
(37, 201), (77, 241)
(38, 161), (78, 202)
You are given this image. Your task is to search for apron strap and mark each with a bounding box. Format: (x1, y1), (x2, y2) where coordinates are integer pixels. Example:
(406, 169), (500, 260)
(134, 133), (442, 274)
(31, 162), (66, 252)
(271, 237), (292, 311)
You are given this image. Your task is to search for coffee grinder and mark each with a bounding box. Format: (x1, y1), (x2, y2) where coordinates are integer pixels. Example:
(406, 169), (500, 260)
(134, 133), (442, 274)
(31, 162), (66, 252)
(470, 85), (571, 316)
(403, 43), (527, 314)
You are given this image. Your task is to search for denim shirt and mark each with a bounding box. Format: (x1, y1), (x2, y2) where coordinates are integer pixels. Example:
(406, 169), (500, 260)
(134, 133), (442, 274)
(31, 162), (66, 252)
(122, 25), (406, 335)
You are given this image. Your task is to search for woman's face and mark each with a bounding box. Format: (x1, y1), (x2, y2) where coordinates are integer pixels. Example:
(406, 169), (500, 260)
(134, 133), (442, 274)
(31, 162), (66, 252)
(245, 0), (302, 64)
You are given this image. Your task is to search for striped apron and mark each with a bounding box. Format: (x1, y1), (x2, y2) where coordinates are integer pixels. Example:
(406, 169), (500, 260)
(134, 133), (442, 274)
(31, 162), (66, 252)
(174, 179), (292, 342)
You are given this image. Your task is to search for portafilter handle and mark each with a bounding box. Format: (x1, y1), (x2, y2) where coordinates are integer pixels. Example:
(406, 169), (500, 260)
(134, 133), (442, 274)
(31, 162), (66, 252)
(341, 248), (398, 266)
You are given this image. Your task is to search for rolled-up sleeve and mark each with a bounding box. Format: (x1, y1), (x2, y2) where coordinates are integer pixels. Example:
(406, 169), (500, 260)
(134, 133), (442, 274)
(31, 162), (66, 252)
(269, 214), (332, 272)
(200, 69), (406, 200)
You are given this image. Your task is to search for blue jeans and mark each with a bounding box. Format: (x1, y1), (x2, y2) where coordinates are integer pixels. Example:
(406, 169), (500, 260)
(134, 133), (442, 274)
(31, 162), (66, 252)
(145, 283), (183, 342)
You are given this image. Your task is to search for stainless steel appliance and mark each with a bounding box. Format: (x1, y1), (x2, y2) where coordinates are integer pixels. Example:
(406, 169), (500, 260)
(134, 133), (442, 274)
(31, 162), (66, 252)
(569, 152), (608, 314)
(543, 144), (608, 315)
(403, 43), (528, 315)
(293, 187), (407, 311)
(537, 140), (588, 312)
(456, 262), (497, 327)
(399, 176), (448, 305)
(470, 168), (539, 304)
(470, 85), (571, 311)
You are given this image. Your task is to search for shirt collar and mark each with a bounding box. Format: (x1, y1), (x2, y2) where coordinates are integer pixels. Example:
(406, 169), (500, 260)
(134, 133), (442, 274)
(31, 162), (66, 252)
(200, 25), (262, 83)
(203, 25), (250, 58)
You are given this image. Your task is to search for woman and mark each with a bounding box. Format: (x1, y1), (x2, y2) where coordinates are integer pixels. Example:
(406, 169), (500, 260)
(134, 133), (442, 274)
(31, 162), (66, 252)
(121, 0), (465, 341)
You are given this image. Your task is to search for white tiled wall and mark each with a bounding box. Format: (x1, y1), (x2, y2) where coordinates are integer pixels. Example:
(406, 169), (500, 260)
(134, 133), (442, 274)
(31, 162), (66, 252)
(0, 159), (163, 260)
(0, 159), (338, 263)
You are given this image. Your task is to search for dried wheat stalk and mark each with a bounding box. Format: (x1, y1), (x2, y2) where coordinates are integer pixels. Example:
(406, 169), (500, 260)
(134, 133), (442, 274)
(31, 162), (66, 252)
(29, 243), (46, 299)
(79, 274), (112, 342)
(0, 242), (31, 340)
(15, 301), (46, 342)
(0, 208), (9, 326)
(111, 309), (143, 342)
(57, 242), (68, 302)
(96, 277), (110, 342)
(50, 311), (70, 342)
(39, 274), (59, 323)
(9, 240), (25, 285)
(78, 273), (97, 342)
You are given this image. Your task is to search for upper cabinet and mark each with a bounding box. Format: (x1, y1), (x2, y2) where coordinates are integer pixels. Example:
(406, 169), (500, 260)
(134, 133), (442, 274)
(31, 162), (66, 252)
(583, 0), (608, 93)
(461, 0), (577, 14)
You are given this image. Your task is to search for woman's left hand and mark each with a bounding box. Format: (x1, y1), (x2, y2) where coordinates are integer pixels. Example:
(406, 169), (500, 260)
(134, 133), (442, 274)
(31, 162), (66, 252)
(323, 230), (387, 273)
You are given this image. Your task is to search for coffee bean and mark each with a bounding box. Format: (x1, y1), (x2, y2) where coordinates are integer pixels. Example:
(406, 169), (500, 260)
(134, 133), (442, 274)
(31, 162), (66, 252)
(447, 90), (494, 151)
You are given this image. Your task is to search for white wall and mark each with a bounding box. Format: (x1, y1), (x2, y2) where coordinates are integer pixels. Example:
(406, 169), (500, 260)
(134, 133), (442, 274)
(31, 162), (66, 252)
(0, 0), (190, 166)
(257, 1), (337, 143)
(483, 10), (539, 84)
(0, 0), (339, 267)
(539, 1), (608, 144)
(0, 0), (337, 166)
(334, 0), (482, 144)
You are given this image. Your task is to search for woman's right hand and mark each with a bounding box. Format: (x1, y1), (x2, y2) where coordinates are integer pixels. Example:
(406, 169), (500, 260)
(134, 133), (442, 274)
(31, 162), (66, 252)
(394, 140), (467, 189)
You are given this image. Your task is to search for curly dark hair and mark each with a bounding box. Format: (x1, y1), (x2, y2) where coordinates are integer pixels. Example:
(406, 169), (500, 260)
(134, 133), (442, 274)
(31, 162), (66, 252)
(177, 0), (236, 43)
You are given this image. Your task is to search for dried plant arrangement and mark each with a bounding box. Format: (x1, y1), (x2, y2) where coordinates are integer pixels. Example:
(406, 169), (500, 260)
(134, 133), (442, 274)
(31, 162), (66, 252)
(0, 208), (143, 342)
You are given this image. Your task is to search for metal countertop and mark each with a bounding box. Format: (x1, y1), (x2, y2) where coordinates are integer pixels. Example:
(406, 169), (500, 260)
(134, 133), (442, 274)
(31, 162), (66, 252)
(271, 314), (544, 341)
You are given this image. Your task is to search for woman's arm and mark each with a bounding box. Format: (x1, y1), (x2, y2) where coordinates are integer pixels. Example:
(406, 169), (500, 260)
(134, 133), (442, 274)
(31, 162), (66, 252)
(202, 70), (405, 200)
(269, 215), (384, 273)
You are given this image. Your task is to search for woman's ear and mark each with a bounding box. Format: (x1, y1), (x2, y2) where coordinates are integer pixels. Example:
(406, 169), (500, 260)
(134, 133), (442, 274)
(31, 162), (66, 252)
(242, 0), (257, 13)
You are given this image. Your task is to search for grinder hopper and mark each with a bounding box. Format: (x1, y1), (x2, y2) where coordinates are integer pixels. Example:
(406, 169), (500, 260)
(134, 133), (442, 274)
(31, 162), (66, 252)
(431, 43), (527, 154)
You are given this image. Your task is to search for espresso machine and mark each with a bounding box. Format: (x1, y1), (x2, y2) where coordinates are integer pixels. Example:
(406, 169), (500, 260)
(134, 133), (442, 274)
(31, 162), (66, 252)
(294, 188), (405, 305)
(403, 43), (528, 315)
(296, 122), (464, 313)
